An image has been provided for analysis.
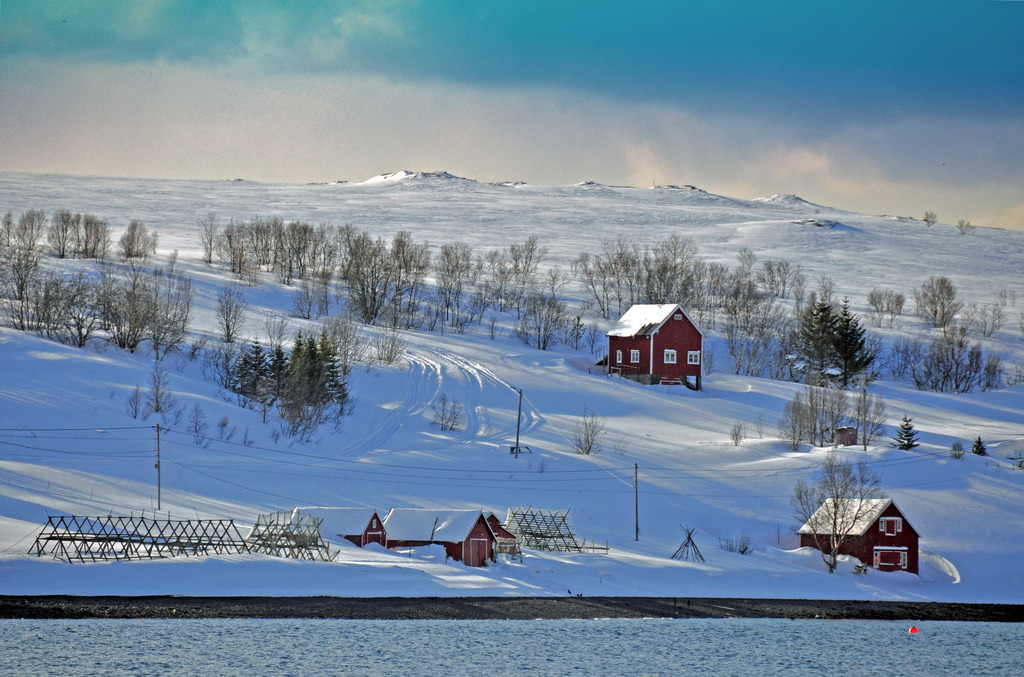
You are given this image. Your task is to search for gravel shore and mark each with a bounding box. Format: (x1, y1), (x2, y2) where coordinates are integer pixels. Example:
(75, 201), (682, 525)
(2, 596), (1021, 622)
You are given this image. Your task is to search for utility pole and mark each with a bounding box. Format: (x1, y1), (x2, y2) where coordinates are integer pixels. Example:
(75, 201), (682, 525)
(155, 424), (162, 511)
(515, 389), (523, 458)
(634, 462), (639, 541)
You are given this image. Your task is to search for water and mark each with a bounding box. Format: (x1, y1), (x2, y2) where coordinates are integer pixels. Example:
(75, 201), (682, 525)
(1, 618), (1021, 676)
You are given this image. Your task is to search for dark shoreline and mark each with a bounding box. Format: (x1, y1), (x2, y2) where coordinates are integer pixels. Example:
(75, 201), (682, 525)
(1, 596), (1021, 622)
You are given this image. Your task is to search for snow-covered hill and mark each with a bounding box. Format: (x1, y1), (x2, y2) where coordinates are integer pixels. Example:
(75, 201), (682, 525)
(1, 171), (1022, 602)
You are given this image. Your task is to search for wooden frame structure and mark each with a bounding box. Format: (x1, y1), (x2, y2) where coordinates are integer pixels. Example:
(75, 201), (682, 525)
(30, 515), (249, 562)
(504, 506), (582, 552)
(244, 509), (335, 561)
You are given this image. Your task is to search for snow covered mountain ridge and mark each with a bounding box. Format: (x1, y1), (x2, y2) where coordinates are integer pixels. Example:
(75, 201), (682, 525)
(0, 171), (1021, 602)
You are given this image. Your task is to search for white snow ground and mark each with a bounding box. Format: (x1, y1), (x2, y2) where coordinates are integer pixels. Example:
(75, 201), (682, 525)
(0, 171), (1022, 602)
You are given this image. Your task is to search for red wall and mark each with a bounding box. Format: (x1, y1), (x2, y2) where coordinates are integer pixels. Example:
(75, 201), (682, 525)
(800, 503), (919, 574)
(609, 310), (702, 381)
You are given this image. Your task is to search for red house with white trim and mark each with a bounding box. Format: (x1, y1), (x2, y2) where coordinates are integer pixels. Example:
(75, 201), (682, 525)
(607, 304), (703, 389)
(799, 498), (920, 574)
(381, 509), (514, 567)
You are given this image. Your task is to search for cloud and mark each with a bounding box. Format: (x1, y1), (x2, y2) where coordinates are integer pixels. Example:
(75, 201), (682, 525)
(1, 59), (1021, 231)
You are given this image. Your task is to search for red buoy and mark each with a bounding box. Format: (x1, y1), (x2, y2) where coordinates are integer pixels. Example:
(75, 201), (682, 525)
(908, 626), (919, 634)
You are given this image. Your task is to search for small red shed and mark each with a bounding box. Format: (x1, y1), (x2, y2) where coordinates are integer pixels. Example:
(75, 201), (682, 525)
(799, 498), (920, 574)
(607, 304), (703, 389)
(310, 508), (387, 548)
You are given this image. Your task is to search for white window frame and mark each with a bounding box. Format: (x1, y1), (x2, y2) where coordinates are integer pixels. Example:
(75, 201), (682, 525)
(687, 350), (700, 365)
(630, 349), (640, 364)
(673, 313), (682, 320)
(879, 517), (902, 536)
(900, 551), (908, 569)
(664, 349), (677, 364)
(615, 349), (622, 364)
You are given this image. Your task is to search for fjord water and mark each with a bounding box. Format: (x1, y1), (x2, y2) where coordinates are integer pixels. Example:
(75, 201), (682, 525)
(2, 618), (1021, 676)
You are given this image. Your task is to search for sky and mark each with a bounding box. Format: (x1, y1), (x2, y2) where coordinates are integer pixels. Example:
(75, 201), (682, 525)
(1, 1), (1023, 229)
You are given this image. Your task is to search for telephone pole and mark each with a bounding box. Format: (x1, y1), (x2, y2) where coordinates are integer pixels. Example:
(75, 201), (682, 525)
(155, 424), (162, 511)
(634, 462), (639, 541)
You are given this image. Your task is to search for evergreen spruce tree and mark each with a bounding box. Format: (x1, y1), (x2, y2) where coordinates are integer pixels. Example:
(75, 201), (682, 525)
(234, 339), (268, 405)
(892, 414), (919, 451)
(971, 435), (987, 456)
(832, 298), (875, 386)
(797, 298), (839, 382)
(268, 344), (288, 402)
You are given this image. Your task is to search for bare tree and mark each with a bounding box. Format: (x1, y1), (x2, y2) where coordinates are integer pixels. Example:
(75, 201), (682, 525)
(198, 213), (218, 265)
(853, 384), (886, 450)
(792, 452), (885, 573)
(914, 276), (962, 333)
(515, 292), (567, 350)
(343, 231), (392, 324)
(148, 260), (193, 359)
(59, 271), (102, 347)
(80, 214), (111, 260)
(571, 404), (606, 455)
(47, 210), (80, 259)
(729, 421), (745, 446)
(100, 261), (155, 353)
(911, 327), (983, 393)
(215, 284), (247, 344)
(143, 361), (178, 420)
(15, 210), (46, 251)
(431, 393), (465, 431)
(922, 211), (937, 228)
(263, 312), (290, 352)
(955, 219), (976, 235)
(119, 220), (158, 260)
(373, 325), (405, 365)
(322, 313), (368, 377)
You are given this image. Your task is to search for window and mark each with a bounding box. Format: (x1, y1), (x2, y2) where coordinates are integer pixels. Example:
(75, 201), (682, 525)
(900, 551), (908, 569)
(674, 313), (682, 320)
(687, 350), (700, 365)
(615, 350), (622, 364)
(879, 517), (902, 536)
(664, 349), (677, 364)
(630, 350), (640, 363)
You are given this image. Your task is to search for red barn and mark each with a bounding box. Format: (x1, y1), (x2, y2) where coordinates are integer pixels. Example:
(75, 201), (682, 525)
(799, 498), (920, 574)
(309, 508), (386, 547)
(607, 304), (703, 389)
(382, 509), (513, 567)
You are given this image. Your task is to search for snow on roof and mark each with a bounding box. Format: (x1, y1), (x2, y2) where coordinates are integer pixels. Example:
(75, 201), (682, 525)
(607, 304), (683, 337)
(798, 498), (892, 536)
(383, 509), (485, 542)
(432, 511), (486, 542)
(301, 508), (381, 539)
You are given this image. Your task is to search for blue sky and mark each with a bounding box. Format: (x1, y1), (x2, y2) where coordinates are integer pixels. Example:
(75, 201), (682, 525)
(2, 1), (1022, 228)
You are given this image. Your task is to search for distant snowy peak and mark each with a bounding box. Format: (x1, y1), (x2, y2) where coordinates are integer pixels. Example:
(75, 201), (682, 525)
(360, 170), (477, 186)
(754, 194), (830, 210)
(652, 184), (706, 193)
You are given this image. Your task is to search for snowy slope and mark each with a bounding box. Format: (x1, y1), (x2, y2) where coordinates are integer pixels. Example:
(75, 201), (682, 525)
(0, 171), (1022, 602)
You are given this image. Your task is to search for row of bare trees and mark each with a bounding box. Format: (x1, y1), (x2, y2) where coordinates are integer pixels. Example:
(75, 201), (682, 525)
(2, 209), (161, 262)
(0, 246), (192, 355)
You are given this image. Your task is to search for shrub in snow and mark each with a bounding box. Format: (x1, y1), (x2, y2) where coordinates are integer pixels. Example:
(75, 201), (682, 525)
(719, 533), (752, 555)
(950, 441), (966, 460)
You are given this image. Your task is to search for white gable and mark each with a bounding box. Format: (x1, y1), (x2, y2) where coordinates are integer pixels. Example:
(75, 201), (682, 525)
(607, 304), (683, 337)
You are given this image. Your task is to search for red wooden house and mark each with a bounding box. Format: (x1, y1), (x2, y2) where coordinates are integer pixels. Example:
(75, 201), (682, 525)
(799, 498), (919, 574)
(607, 304), (704, 389)
(381, 509), (514, 567)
